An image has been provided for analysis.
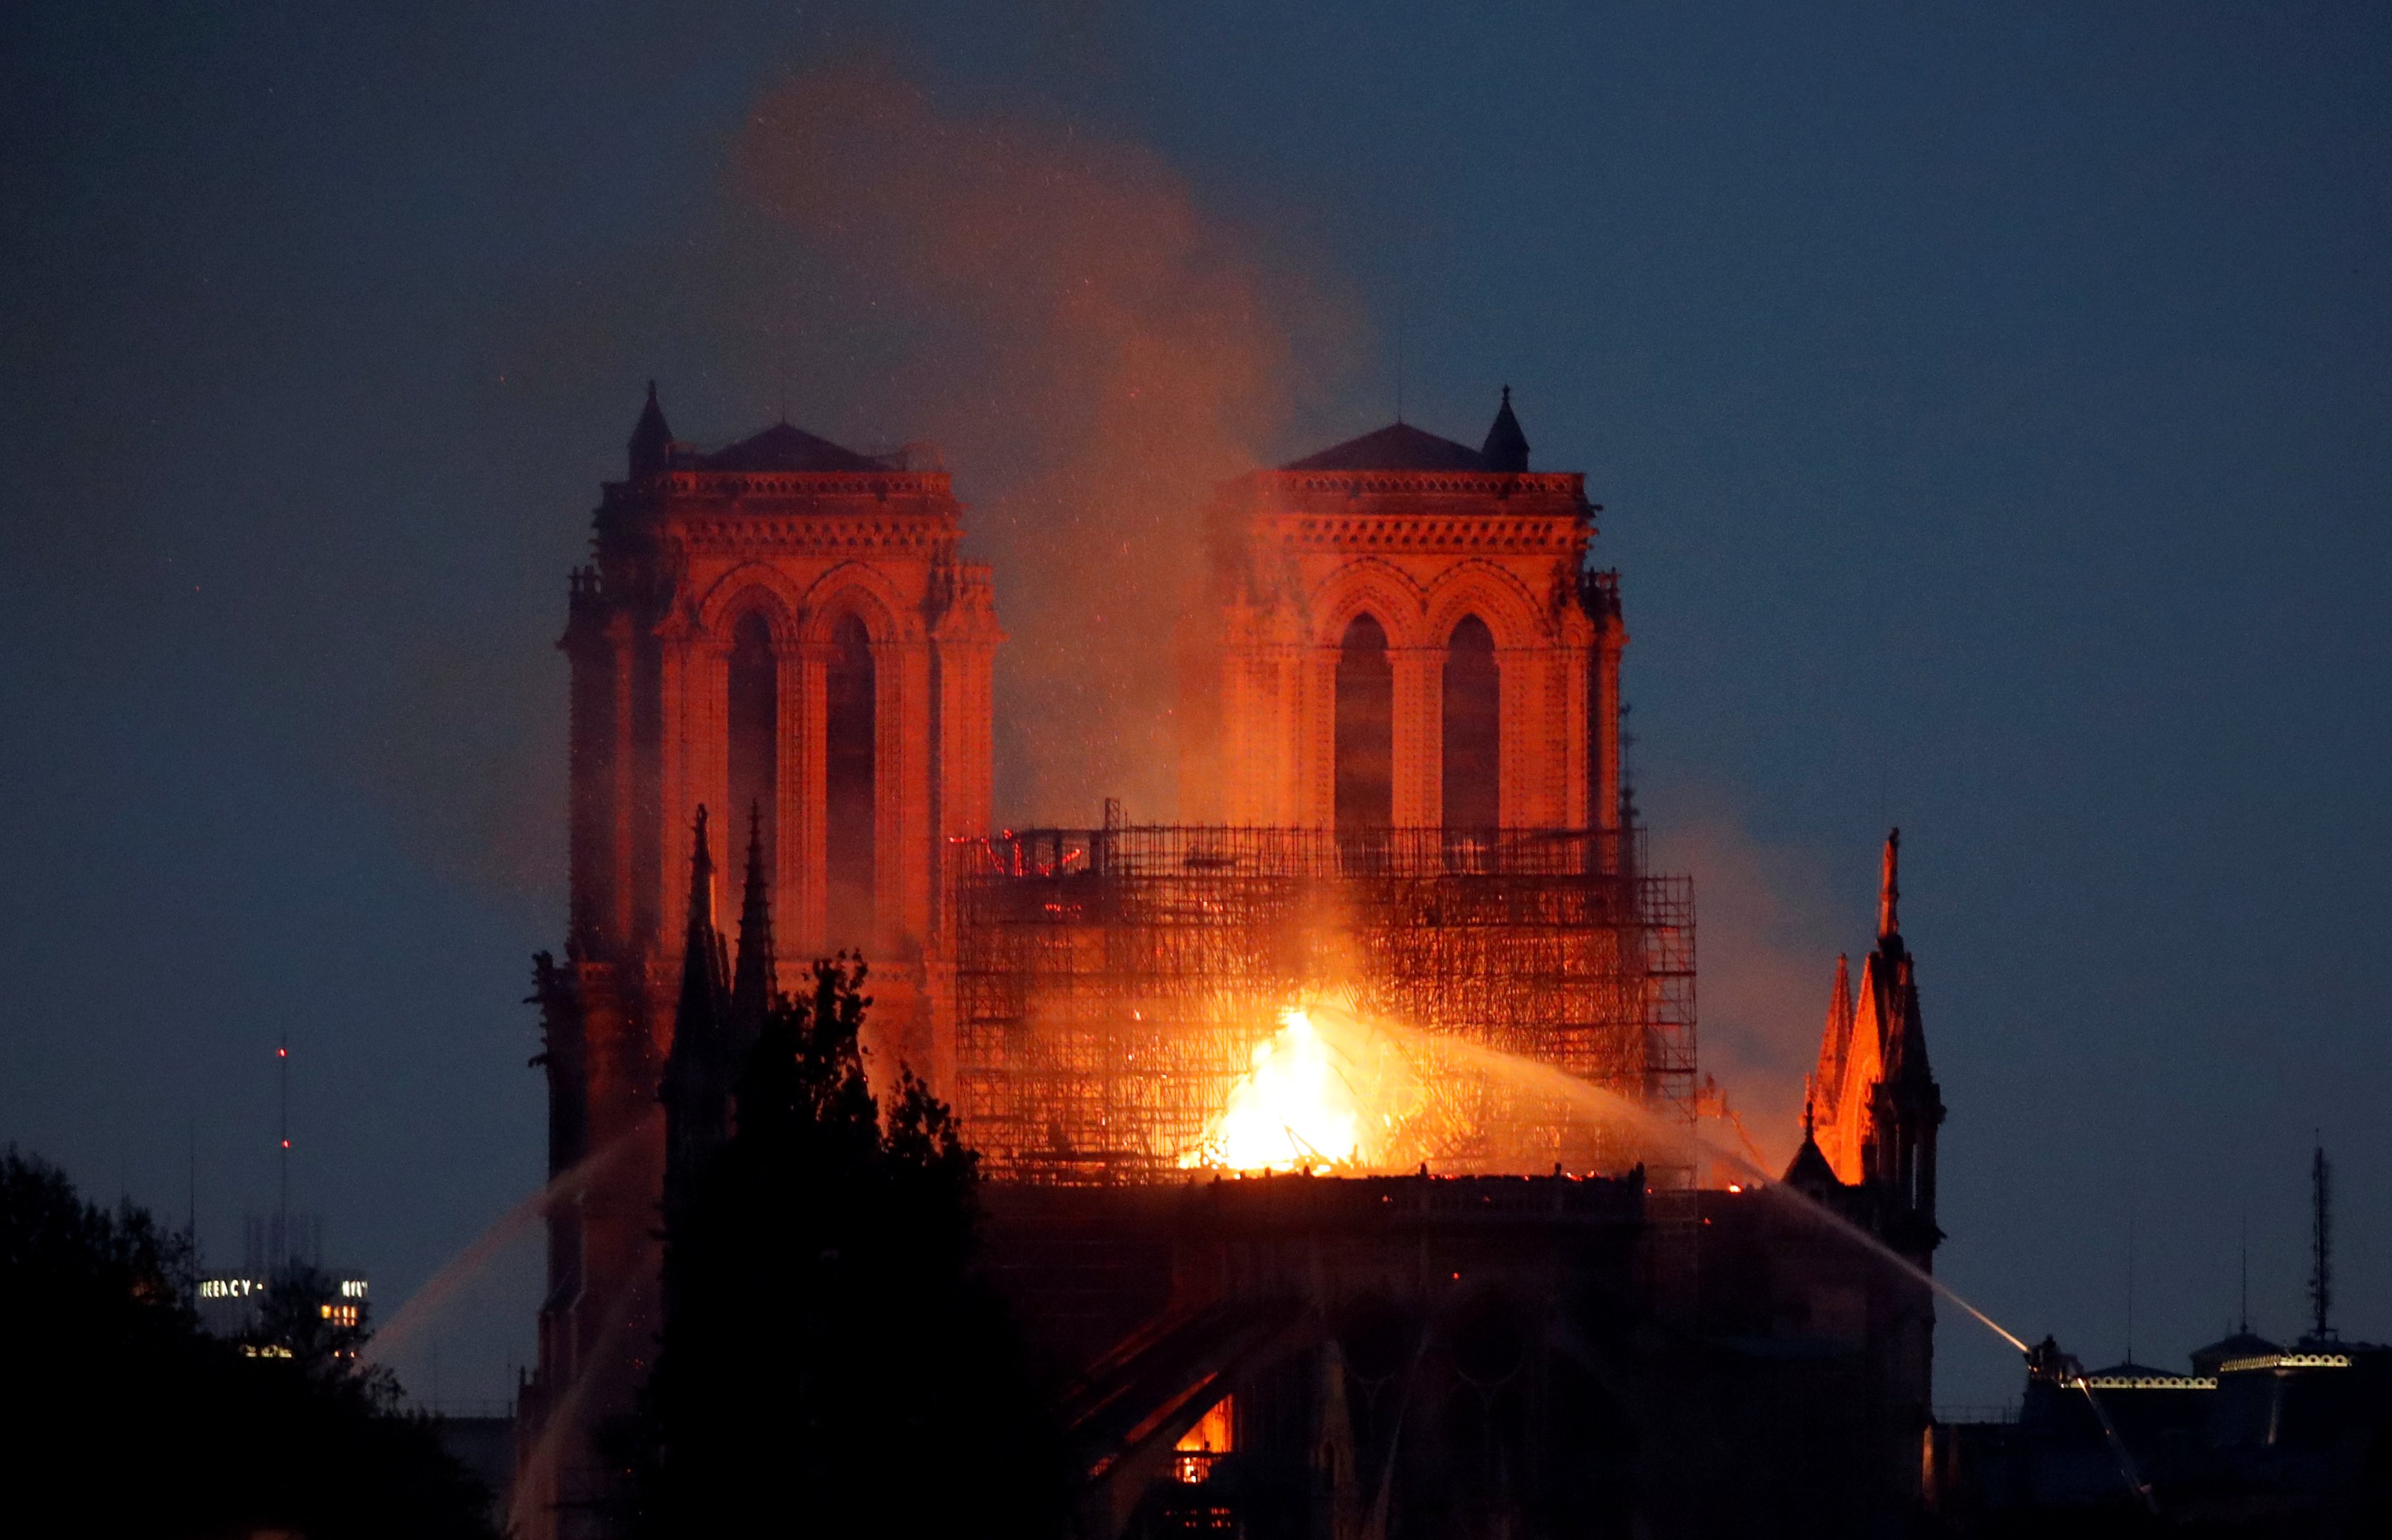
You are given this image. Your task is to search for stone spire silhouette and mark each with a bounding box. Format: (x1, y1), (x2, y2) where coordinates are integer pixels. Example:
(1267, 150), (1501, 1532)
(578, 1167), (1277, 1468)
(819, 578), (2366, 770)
(663, 806), (732, 1213)
(1864, 832), (1943, 1255)
(731, 801), (777, 1029)
(1884, 958), (1935, 1094)
(1816, 953), (1854, 1104)
(1481, 385), (1530, 473)
(628, 379), (675, 478)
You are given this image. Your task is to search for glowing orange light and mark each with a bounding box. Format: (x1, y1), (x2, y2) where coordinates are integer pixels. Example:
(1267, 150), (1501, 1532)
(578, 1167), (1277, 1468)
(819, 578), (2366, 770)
(1173, 1397), (1234, 1484)
(1180, 1009), (1360, 1171)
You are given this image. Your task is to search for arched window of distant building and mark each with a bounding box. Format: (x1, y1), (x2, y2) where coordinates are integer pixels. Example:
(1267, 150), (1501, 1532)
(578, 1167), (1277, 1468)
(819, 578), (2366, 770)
(1334, 614), (1394, 831)
(825, 613), (876, 944)
(1441, 615), (1500, 829)
(726, 611), (778, 871)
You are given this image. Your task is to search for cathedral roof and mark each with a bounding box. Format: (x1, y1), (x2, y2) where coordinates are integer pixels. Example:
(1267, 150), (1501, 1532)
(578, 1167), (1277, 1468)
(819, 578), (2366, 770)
(1282, 421), (1491, 473)
(698, 421), (887, 473)
(1282, 391), (1538, 475)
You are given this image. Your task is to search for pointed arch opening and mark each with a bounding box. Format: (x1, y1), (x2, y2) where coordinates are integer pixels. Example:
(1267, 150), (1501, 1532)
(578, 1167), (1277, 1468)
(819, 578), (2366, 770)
(727, 612), (778, 878)
(825, 613), (876, 947)
(1441, 615), (1500, 829)
(1334, 614), (1394, 832)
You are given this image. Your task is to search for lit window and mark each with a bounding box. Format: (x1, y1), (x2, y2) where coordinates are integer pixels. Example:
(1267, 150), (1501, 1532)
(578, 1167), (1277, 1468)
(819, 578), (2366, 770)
(1173, 1397), (1234, 1484)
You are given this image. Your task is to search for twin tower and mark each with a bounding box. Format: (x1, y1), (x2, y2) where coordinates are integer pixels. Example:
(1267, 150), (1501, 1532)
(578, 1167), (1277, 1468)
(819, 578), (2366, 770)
(554, 385), (1625, 1079)
(524, 385), (1631, 1497)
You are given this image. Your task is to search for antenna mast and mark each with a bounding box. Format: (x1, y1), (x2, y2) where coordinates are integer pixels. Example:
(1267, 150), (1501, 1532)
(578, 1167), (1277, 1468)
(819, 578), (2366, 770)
(2125, 1214), (2136, 1364)
(2309, 1140), (2334, 1343)
(277, 1035), (292, 1276)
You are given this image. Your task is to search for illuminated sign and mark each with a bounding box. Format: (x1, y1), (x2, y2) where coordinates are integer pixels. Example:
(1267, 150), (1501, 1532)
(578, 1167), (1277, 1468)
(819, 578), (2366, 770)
(200, 1277), (262, 1300)
(339, 1279), (367, 1298)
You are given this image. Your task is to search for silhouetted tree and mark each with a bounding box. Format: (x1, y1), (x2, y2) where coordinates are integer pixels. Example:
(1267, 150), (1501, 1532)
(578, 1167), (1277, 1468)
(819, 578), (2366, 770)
(0, 1146), (497, 1539)
(633, 958), (1068, 1537)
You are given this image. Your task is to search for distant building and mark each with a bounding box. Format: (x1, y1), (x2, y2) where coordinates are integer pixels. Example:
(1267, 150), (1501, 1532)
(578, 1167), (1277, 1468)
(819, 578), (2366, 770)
(1934, 1338), (2392, 1523)
(194, 1211), (367, 1342)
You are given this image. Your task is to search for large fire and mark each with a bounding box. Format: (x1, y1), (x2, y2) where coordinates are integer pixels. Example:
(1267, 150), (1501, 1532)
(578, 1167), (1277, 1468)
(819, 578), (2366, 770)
(1175, 997), (1680, 1178)
(1177, 1002), (1463, 1174)
(1180, 1009), (1369, 1171)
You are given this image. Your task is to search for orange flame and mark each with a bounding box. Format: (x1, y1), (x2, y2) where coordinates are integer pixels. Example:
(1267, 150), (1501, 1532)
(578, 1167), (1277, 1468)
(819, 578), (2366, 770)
(1182, 1008), (1364, 1171)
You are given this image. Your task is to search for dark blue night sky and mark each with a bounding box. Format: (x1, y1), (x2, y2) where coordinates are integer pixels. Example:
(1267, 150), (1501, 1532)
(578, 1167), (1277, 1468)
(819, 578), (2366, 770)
(6, 3), (2389, 1407)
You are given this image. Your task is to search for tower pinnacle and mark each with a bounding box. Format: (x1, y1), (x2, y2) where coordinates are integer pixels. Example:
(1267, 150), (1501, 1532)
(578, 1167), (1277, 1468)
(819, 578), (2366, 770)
(732, 801), (777, 1024)
(684, 804), (718, 942)
(1481, 384), (1530, 473)
(1877, 828), (1901, 942)
(629, 379), (675, 478)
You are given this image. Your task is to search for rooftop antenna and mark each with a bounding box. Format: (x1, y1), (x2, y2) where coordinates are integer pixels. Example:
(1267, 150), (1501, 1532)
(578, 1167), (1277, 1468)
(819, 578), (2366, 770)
(277, 1034), (292, 1275)
(1394, 290), (1407, 424)
(2125, 1212), (2137, 1365)
(2309, 1137), (2334, 1343)
(186, 1121), (199, 1268)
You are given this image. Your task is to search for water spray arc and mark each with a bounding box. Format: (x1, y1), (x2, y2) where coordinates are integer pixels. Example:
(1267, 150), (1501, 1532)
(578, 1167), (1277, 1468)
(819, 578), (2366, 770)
(366, 1109), (661, 1367)
(1199, 999), (2033, 1358)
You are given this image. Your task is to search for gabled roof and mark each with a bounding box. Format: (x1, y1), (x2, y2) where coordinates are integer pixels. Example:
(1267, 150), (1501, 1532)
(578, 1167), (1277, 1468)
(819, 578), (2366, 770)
(698, 421), (886, 473)
(1281, 421), (1490, 473)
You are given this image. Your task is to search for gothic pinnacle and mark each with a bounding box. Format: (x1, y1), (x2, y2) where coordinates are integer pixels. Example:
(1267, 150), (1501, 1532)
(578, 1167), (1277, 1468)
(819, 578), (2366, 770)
(1876, 828), (1901, 942)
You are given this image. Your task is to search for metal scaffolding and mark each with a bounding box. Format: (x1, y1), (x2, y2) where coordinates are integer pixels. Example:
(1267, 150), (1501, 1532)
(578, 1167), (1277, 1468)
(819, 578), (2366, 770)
(948, 823), (1695, 1184)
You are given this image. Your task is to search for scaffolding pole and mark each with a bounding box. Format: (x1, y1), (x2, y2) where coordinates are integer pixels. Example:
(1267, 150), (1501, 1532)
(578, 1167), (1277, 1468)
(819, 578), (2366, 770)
(948, 826), (1695, 1185)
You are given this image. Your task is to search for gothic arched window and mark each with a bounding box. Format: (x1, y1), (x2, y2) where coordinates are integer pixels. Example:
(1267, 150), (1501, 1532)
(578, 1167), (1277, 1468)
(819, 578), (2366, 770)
(1441, 615), (1500, 828)
(727, 612), (778, 871)
(1334, 614), (1394, 831)
(826, 613), (876, 945)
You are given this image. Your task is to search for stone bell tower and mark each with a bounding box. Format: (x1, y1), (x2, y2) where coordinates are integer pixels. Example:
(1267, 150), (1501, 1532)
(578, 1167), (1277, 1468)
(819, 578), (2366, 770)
(517, 386), (998, 1532)
(1179, 389), (1625, 839)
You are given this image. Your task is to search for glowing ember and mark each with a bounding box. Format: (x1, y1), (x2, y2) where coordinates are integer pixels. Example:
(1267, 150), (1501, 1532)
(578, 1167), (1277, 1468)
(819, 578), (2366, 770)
(1184, 1009), (1363, 1171)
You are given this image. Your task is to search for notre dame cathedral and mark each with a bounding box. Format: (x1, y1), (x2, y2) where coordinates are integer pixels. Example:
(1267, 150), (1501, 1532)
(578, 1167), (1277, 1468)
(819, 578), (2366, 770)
(516, 384), (1947, 1540)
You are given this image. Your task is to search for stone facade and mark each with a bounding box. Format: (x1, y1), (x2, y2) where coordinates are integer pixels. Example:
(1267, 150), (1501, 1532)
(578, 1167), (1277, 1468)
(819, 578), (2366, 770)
(1178, 396), (1626, 837)
(519, 389), (998, 1536)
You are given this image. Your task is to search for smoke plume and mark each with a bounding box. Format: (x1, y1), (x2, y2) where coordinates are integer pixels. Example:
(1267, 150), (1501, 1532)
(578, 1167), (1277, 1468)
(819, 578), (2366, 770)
(732, 60), (1335, 821)
(1654, 817), (1861, 1172)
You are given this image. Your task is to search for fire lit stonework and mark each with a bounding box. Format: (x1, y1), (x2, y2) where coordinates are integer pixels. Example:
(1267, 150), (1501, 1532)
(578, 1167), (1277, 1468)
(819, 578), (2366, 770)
(523, 385), (1952, 1539)
(1179, 391), (1626, 834)
(560, 386), (996, 1053)
(521, 386), (997, 1531)
(1795, 828), (1946, 1256)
